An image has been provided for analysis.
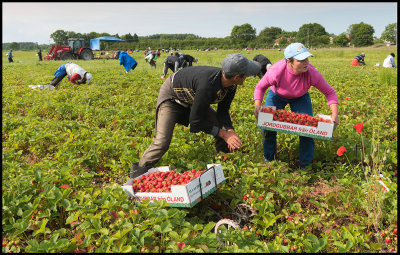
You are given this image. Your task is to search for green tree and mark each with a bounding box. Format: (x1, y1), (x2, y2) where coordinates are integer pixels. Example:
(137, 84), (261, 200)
(296, 23), (329, 47)
(86, 32), (99, 39)
(258, 26), (283, 47)
(81, 32), (99, 46)
(50, 29), (68, 45)
(381, 23), (397, 44)
(132, 33), (139, 42)
(99, 32), (111, 37)
(315, 35), (330, 45)
(333, 33), (350, 47)
(9, 42), (20, 50)
(122, 33), (134, 41)
(230, 23), (256, 48)
(347, 22), (375, 47)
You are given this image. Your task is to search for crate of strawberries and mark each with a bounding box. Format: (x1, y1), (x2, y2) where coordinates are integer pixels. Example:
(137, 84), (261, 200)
(257, 105), (334, 140)
(122, 164), (225, 208)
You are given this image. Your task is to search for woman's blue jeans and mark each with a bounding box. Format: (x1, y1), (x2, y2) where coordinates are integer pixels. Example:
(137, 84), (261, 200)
(263, 90), (315, 168)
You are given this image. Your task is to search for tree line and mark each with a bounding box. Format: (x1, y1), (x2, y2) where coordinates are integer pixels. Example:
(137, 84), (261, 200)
(3, 22), (397, 51)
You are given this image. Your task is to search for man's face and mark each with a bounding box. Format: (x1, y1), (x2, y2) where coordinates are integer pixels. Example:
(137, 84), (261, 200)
(233, 74), (249, 85)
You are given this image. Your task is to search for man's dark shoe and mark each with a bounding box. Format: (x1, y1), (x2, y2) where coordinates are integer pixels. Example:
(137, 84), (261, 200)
(130, 163), (150, 179)
(215, 137), (230, 153)
(299, 164), (313, 173)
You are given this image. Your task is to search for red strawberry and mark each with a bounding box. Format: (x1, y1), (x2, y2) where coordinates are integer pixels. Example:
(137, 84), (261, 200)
(177, 242), (186, 250)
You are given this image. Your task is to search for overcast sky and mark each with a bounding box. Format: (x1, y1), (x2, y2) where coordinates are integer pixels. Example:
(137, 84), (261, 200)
(2, 2), (397, 44)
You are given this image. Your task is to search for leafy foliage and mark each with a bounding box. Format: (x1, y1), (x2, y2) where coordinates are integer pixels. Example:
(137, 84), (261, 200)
(2, 47), (397, 253)
(334, 33), (350, 47)
(380, 23), (397, 44)
(258, 27), (284, 46)
(348, 22), (375, 47)
(230, 23), (257, 48)
(297, 23), (330, 46)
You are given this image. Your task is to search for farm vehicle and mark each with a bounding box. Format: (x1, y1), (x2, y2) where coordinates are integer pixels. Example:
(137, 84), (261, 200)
(44, 38), (94, 61)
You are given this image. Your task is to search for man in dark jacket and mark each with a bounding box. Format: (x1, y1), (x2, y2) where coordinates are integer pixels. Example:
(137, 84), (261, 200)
(6, 49), (13, 63)
(37, 49), (43, 61)
(130, 53), (261, 178)
(253, 54), (272, 79)
(180, 54), (198, 68)
(161, 54), (181, 79)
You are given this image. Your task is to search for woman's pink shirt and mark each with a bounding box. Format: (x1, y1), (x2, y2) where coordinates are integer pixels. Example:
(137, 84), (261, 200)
(254, 59), (339, 105)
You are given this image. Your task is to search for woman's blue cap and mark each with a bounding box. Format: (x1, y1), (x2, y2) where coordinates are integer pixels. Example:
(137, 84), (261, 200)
(284, 43), (313, 60)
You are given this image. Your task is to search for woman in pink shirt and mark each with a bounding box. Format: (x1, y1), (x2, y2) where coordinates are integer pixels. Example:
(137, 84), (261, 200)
(253, 42), (339, 169)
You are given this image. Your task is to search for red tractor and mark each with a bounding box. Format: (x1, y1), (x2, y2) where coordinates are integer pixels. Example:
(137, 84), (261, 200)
(44, 38), (94, 61)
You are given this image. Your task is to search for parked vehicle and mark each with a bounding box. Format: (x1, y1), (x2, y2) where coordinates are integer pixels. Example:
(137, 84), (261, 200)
(44, 38), (94, 61)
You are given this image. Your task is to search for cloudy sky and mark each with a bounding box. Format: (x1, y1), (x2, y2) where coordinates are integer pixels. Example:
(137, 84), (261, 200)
(2, 2), (397, 44)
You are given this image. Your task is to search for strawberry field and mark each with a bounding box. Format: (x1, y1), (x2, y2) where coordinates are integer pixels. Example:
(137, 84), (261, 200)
(2, 47), (397, 253)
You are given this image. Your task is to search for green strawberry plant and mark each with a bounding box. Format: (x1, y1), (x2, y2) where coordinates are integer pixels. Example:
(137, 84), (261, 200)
(2, 47), (397, 253)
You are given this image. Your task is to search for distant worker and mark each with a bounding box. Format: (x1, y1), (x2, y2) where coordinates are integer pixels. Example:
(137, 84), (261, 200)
(383, 53), (396, 68)
(161, 54), (181, 79)
(144, 47), (152, 56)
(179, 53), (198, 68)
(119, 51), (138, 73)
(145, 51), (160, 68)
(49, 62), (92, 87)
(351, 53), (366, 66)
(175, 52), (185, 66)
(253, 54), (272, 79)
(37, 49), (42, 61)
(115, 50), (121, 59)
(6, 49), (13, 63)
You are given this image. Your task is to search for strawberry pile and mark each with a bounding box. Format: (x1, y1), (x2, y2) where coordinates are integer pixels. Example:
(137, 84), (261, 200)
(132, 169), (205, 193)
(261, 107), (331, 127)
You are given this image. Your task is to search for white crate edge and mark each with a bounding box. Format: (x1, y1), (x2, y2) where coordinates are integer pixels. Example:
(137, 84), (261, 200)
(121, 164), (225, 207)
(257, 105), (334, 140)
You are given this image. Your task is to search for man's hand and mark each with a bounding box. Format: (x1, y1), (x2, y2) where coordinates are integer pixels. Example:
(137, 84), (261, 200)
(218, 129), (242, 151)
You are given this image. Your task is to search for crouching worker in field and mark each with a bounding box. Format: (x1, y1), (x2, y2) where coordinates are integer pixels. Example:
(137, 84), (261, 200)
(383, 53), (396, 68)
(253, 42), (339, 170)
(129, 53), (261, 178)
(176, 53), (198, 69)
(145, 51), (160, 68)
(350, 53), (366, 66)
(49, 62), (92, 87)
(119, 51), (138, 73)
(161, 54), (182, 79)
